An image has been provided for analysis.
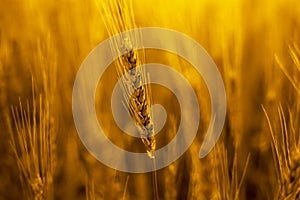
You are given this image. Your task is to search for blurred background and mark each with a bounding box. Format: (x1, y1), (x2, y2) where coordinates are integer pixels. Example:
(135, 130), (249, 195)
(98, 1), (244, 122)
(0, 0), (299, 199)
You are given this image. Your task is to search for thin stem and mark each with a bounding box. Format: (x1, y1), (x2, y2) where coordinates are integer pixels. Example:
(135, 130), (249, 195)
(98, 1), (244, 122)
(152, 157), (159, 200)
(122, 174), (130, 200)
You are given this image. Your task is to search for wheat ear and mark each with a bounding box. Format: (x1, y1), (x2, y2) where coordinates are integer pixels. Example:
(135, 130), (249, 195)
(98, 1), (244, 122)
(265, 44), (300, 199)
(7, 81), (55, 200)
(95, 0), (159, 199)
(262, 105), (300, 200)
(213, 143), (250, 200)
(97, 0), (156, 157)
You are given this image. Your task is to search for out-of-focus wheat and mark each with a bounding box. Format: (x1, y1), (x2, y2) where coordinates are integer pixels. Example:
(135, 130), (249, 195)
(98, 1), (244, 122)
(7, 82), (55, 200)
(213, 143), (250, 200)
(276, 44), (300, 95)
(5, 33), (58, 199)
(263, 45), (300, 199)
(85, 176), (95, 200)
(0, 36), (8, 110)
(263, 105), (300, 200)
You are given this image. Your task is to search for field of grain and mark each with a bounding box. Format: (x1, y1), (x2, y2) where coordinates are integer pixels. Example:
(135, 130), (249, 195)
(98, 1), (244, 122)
(0, 0), (299, 199)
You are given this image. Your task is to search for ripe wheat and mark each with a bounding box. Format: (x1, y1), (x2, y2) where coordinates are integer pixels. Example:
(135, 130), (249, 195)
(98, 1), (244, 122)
(98, 0), (156, 157)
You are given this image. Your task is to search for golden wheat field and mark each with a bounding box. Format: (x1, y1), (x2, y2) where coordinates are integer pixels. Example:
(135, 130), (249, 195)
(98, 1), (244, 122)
(1, 0), (300, 199)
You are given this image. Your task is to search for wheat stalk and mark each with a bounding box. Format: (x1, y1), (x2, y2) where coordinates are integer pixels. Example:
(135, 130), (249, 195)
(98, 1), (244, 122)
(98, 0), (156, 157)
(268, 44), (300, 199)
(85, 176), (96, 200)
(95, 0), (159, 199)
(7, 81), (55, 200)
(213, 143), (250, 200)
(275, 43), (300, 95)
(263, 105), (300, 200)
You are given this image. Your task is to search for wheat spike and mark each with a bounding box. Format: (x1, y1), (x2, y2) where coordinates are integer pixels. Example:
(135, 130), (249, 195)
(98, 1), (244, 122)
(263, 105), (300, 200)
(279, 149), (300, 200)
(97, 0), (156, 157)
(97, 1), (159, 199)
(7, 82), (55, 200)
